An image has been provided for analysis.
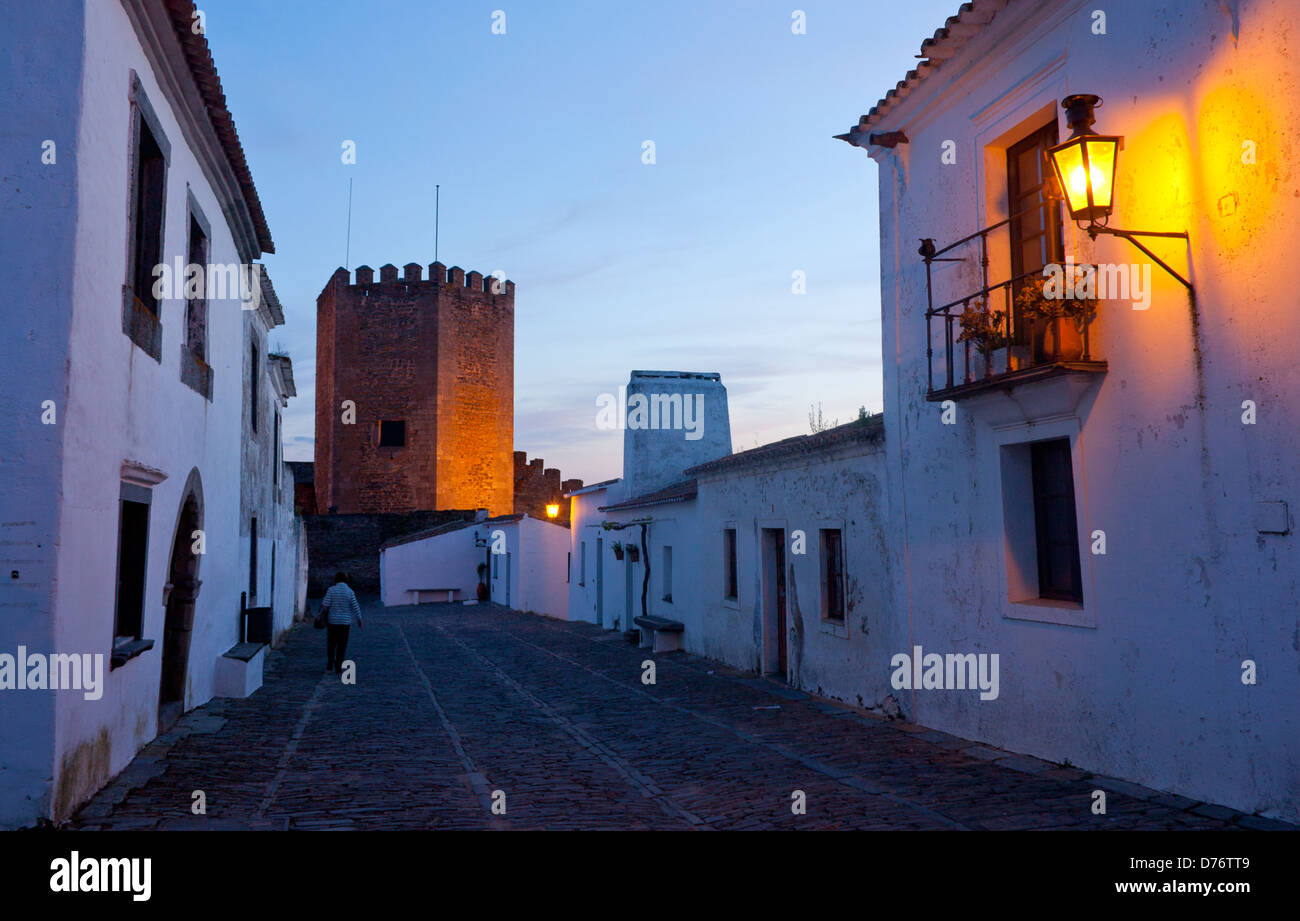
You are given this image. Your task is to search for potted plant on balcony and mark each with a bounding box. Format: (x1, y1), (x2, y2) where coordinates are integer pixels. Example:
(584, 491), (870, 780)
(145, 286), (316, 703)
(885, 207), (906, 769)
(956, 298), (1010, 380)
(1015, 267), (1098, 362)
(611, 541), (625, 561)
(476, 562), (489, 601)
(625, 543), (641, 563)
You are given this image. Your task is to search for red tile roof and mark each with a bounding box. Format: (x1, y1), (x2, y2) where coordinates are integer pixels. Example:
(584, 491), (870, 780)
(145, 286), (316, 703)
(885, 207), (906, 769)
(837, 0), (1011, 144)
(598, 479), (699, 512)
(686, 415), (884, 477)
(163, 0), (274, 253)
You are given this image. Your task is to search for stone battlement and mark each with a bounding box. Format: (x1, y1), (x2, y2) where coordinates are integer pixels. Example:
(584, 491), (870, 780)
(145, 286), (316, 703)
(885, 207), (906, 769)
(325, 262), (515, 300)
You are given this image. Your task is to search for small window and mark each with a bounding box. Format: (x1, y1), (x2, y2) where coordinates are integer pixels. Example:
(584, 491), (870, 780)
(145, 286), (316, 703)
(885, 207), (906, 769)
(250, 342), (259, 434)
(113, 486), (151, 643)
(1031, 439), (1083, 602)
(493, 553), (499, 579)
(567, 551), (571, 584)
(185, 212), (208, 358)
(579, 541), (586, 586)
(130, 119), (166, 316)
(723, 528), (738, 599)
(662, 546), (673, 602)
(378, 420), (406, 447)
(820, 529), (845, 622)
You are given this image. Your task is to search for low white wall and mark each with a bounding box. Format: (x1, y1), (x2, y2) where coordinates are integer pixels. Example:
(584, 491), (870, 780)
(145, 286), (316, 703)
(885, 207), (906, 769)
(380, 527), (483, 607)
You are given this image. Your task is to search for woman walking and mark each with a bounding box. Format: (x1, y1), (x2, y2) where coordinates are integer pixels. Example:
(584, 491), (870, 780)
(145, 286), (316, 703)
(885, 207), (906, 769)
(320, 572), (363, 674)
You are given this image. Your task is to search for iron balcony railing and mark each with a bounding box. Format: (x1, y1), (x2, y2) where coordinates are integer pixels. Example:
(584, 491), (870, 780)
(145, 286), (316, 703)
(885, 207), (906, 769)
(920, 200), (1096, 398)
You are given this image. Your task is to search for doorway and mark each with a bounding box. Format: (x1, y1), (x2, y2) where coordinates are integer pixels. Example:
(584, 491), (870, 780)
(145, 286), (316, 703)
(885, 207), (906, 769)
(761, 527), (787, 679)
(159, 477), (203, 733)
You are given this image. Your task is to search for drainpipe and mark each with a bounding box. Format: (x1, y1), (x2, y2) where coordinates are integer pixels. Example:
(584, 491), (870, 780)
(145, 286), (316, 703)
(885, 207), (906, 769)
(639, 522), (650, 620)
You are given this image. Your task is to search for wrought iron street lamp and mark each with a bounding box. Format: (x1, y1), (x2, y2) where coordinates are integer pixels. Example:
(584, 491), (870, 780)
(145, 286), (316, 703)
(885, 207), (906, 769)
(545, 503), (560, 519)
(1047, 93), (1193, 292)
(1048, 95), (1119, 224)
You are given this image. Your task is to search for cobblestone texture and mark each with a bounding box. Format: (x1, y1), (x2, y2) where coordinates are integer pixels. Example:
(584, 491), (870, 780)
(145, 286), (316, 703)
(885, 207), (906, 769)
(72, 600), (1289, 831)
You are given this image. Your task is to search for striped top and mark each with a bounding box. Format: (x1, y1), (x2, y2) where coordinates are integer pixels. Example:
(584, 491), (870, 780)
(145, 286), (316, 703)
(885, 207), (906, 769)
(321, 582), (363, 626)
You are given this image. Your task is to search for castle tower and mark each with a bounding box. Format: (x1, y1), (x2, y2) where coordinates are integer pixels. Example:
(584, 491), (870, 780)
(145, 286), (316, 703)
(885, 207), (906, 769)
(314, 262), (515, 515)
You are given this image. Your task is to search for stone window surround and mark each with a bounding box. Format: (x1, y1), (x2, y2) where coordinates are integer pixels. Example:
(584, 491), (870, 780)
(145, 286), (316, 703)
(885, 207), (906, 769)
(111, 478), (158, 669)
(993, 413), (1097, 629)
(817, 519), (849, 639)
(179, 186), (213, 400)
(122, 70), (171, 363)
(721, 522), (739, 608)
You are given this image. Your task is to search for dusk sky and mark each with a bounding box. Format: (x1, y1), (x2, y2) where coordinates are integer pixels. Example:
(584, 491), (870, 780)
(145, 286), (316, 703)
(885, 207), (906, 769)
(204, 0), (956, 483)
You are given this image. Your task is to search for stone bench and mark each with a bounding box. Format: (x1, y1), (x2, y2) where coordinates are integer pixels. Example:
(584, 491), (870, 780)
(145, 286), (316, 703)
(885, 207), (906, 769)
(634, 615), (685, 653)
(214, 642), (265, 698)
(409, 587), (462, 604)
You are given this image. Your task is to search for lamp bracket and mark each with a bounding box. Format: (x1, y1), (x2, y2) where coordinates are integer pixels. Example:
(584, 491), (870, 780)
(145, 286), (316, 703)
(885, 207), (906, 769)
(1087, 225), (1194, 293)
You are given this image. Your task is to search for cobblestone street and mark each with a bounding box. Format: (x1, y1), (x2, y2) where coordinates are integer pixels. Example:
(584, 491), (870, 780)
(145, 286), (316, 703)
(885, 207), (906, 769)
(72, 601), (1285, 831)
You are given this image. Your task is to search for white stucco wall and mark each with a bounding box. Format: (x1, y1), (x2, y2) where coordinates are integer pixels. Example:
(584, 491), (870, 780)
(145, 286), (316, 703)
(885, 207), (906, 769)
(860, 0), (1299, 818)
(489, 518), (571, 618)
(380, 526), (484, 607)
(0, 0), (85, 828)
(32, 0), (271, 821)
(691, 435), (898, 709)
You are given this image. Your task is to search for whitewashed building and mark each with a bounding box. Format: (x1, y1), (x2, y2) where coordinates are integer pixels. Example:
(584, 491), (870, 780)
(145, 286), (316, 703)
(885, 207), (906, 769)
(838, 0), (1299, 820)
(567, 372), (731, 638)
(381, 513), (571, 619)
(0, 0), (294, 825)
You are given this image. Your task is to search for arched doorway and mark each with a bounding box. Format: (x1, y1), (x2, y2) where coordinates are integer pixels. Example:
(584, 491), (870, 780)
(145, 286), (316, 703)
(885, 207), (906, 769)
(158, 471), (203, 733)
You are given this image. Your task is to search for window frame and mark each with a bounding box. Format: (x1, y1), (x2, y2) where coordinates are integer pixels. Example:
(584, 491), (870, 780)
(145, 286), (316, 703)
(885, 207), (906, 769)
(722, 526), (739, 604)
(112, 482), (152, 645)
(995, 417), (1095, 628)
(819, 526), (846, 624)
(122, 72), (171, 362)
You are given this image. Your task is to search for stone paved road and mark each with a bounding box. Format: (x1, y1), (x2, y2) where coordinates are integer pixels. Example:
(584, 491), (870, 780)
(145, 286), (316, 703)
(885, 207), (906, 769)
(73, 601), (1289, 831)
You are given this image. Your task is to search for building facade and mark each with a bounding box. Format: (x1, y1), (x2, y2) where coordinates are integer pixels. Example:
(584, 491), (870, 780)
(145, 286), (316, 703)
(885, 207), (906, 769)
(314, 263), (515, 516)
(839, 0), (1299, 820)
(0, 0), (294, 826)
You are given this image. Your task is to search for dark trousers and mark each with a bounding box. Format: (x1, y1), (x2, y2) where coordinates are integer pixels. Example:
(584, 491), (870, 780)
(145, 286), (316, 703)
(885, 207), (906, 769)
(326, 624), (350, 672)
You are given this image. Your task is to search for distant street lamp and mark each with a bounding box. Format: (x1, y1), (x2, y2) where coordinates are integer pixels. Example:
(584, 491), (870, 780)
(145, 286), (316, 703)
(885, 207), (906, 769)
(1046, 93), (1194, 292)
(545, 503), (560, 519)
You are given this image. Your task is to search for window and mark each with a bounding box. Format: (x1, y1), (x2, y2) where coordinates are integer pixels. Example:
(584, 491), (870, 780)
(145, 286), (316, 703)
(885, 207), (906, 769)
(1031, 439), (1083, 602)
(378, 420), (406, 447)
(723, 528), (738, 599)
(662, 546), (673, 602)
(493, 552), (499, 579)
(249, 516), (258, 600)
(579, 541), (586, 586)
(273, 412), (281, 486)
(566, 551), (571, 584)
(820, 529), (845, 622)
(122, 74), (170, 361)
(180, 194), (213, 400)
(185, 212), (208, 358)
(250, 342), (259, 434)
(1007, 121), (1065, 345)
(113, 484), (151, 643)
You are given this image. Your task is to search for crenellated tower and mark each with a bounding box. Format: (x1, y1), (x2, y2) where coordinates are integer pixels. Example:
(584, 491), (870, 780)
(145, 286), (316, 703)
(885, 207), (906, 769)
(314, 261), (515, 515)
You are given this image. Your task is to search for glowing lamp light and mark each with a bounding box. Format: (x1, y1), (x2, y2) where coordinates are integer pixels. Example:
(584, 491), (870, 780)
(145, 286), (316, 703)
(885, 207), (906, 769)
(1047, 94), (1119, 225)
(545, 503), (560, 519)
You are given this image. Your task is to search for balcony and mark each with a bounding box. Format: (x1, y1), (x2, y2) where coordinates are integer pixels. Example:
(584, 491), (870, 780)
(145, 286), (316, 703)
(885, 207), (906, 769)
(921, 203), (1107, 406)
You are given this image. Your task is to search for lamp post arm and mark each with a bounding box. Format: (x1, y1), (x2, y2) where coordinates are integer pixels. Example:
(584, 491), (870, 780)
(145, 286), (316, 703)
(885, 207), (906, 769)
(1088, 226), (1194, 292)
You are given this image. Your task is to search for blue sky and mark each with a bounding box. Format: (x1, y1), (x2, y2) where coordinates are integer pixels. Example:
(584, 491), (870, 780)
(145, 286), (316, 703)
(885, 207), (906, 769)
(204, 0), (956, 483)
